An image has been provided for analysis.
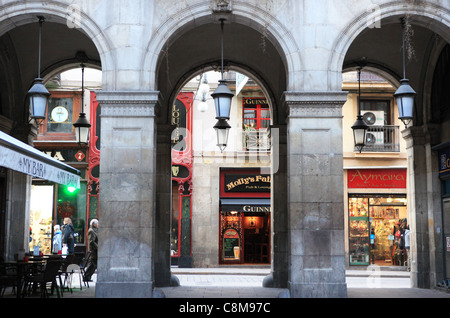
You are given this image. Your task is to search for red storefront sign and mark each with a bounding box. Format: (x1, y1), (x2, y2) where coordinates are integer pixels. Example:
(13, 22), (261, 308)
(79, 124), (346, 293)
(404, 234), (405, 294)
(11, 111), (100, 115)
(347, 168), (407, 189)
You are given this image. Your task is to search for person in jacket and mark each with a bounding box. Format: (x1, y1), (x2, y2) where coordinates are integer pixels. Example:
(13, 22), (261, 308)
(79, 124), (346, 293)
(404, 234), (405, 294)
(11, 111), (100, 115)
(404, 225), (411, 271)
(52, 225), (62, 254)
(62, 217), (75, 254)
(84, 219), (98, 282)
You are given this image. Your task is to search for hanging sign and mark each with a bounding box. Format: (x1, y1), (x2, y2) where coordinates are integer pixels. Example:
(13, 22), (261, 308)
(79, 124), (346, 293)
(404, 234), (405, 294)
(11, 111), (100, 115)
(0, 131), (80, 188)
(224, 174), (271, 193)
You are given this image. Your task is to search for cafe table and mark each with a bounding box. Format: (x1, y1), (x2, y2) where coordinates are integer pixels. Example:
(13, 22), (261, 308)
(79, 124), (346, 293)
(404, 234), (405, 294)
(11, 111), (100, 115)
(3, 259), (45, 298)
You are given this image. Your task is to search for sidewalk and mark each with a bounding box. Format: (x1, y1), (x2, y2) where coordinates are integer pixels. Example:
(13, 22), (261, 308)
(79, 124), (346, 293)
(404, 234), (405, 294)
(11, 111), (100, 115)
(3, 267), (449, 299)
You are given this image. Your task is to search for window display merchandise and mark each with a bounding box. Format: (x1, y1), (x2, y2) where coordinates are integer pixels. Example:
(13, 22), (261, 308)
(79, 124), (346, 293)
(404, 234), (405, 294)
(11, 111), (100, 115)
(349, 194), (407, 266)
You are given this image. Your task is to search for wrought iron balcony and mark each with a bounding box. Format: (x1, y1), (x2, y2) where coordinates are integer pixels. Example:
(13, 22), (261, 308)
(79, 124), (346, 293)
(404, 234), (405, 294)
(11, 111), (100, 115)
(242, 129), (271, 151)
(357, 125), (400, 152)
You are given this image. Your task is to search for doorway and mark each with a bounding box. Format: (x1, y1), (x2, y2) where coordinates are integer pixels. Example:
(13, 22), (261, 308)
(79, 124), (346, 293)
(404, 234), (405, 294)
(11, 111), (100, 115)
(243, 213), (270, 264)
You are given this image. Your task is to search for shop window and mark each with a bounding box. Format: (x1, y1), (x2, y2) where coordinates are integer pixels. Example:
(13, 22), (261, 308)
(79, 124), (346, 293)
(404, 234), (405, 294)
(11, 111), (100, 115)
(29, 185), (54, 255)
(55, 182), (87, 246)
(171, 183), (180, 257)
(349, 194), (407, 266)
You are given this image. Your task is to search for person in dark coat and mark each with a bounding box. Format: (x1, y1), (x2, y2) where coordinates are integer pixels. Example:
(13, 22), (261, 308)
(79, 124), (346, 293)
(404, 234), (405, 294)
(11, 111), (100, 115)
(84, 219), (98, 282)
(62, 217), (75, 254)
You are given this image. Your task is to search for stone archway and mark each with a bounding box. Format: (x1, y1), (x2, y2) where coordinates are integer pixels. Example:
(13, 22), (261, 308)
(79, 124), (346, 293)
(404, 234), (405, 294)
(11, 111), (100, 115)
(148, 11), (293, 289)
(333, 2), (450, 289)
(0, 2), (109, 264)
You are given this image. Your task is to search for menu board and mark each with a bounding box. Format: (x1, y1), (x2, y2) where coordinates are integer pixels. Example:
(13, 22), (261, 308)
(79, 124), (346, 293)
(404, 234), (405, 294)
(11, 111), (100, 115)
(223, 228), (240, 260)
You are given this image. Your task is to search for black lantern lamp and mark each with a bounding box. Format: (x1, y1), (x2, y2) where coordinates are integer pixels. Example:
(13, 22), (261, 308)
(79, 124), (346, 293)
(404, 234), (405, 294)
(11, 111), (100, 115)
(28, 16), (50, 125)
(394, 18), (416, 128)
(73, 56), (91, 145)
(214, 119), (231, 153)
(212, 19), (234, 152)
(351, 66), (369, 153)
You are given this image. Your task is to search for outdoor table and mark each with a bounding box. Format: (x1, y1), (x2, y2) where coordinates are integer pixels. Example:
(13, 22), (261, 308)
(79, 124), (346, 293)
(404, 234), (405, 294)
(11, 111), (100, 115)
(4, 260), (45, 298)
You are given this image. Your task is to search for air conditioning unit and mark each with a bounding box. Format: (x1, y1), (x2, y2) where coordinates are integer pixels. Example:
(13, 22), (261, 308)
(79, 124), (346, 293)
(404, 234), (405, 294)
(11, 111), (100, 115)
(361, 110), (385, 126)
(365, 131), (384, 145)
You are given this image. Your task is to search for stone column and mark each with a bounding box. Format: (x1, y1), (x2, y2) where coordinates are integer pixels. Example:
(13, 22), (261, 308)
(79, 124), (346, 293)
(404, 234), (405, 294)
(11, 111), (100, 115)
(402, 127), (433, 288)
(95, 91), (159, 298)
(154, 124), (176, 287)
(284, 92), (348, 298)
(264, 124), (288, 288)
(5, 171), (31, 261)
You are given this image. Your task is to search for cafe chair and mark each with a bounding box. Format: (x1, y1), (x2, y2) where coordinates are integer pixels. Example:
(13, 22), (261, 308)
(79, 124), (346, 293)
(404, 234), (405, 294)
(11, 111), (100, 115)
(65, 264), (83, 291)
(58, 254), (75, 295)
(23, 260), (62, 298)
(80, 251), (91, 288)
(69, 253), (85, 290)
(0, 263), (17, 297)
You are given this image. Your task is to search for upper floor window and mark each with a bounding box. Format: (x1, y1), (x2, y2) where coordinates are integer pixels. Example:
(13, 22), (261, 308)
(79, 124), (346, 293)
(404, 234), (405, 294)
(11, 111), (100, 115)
(242, 98), (271, 151)
(243, 98), (270, 130)
(360, 100), (391, 126)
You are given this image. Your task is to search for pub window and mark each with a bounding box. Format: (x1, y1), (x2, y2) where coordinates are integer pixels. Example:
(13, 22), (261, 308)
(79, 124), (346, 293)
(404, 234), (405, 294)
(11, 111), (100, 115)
(243, 98), (271, 130)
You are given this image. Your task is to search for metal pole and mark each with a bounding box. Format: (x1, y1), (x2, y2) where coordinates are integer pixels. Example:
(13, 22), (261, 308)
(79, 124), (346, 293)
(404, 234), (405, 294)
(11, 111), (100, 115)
(220, 18), (225, 80)
(37, 16), (45, 78)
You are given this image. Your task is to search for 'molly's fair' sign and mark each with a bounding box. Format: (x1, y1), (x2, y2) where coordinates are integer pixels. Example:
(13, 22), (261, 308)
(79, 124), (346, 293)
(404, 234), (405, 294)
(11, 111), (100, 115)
(347, 169), (406, 189)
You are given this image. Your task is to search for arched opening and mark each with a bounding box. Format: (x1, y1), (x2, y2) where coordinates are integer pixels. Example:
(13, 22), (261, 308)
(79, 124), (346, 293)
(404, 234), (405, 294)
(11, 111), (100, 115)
(153, 17), (289, 290)
(0, 13), (103, 280)
(340, 10), (450, 288)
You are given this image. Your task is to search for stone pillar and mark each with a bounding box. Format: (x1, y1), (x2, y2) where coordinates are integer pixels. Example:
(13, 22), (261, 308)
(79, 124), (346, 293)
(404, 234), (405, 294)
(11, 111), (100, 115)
(264, 124), (288, 288)
(284, 92), (348, 298)
(95, 91), (159, 298)
(155, 124), (176, 287)
(5, 171), (31, 261)
(402, 127), (432, 288)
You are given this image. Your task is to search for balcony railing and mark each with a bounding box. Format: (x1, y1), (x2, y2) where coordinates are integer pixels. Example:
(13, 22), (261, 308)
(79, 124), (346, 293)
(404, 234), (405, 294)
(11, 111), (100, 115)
(240, 126), (400, 153)
(242, 129), (271, 151)
(357, 125), (400, 152)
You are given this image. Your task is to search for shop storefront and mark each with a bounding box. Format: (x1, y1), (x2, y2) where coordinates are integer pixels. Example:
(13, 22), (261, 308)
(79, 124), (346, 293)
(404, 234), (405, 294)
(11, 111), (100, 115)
(170, 92), (193, 267)
(0, 130), (81, 256)
(434, 143), (450, 282)
(219, 169), (271, 265)
(346, 168), (408, 266)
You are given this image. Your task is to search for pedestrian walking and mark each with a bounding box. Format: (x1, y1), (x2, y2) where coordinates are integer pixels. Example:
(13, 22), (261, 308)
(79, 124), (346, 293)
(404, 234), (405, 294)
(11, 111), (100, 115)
(52, 224), (62, 254)
(84, 219), (98, 282)
(62, 217), (75, 254)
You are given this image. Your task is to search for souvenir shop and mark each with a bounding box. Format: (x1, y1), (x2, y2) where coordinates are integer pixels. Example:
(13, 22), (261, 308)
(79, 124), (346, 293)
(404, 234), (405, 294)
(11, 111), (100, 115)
(346, 168), (409, 266)
(219, 168), (271, 265)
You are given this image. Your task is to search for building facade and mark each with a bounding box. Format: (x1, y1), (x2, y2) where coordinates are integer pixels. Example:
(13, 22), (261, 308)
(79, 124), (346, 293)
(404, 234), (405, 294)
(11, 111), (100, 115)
(0, 0), (449, 298)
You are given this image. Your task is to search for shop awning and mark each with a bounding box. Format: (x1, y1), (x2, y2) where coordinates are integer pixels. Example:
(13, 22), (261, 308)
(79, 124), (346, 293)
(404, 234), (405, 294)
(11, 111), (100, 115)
(220, 198), (271, 213)
(0, 131), (80, 188)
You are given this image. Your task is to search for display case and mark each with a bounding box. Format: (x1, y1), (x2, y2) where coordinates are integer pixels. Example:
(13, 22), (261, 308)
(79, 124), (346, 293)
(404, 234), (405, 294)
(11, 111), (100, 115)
(349, 197), (370, 265)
